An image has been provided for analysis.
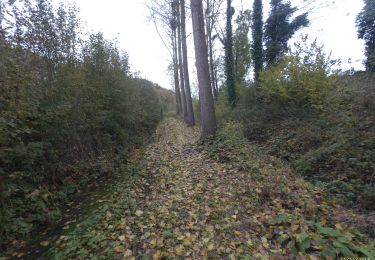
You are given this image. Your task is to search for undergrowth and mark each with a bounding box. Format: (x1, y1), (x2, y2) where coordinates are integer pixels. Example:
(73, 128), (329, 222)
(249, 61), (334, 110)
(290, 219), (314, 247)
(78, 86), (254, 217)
(40, 160), (143, 259)
(214, 40), (374, 210)
(202, 122), (375, 258)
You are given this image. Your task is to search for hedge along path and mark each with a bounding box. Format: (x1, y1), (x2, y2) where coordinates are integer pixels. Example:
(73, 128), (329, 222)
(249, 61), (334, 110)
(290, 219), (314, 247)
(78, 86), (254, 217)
(114, 117), (374, 259)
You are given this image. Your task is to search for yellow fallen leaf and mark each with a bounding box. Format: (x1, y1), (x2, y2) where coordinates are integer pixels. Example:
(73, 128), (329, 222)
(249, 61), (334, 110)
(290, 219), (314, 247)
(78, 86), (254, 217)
(153, 250), (161, 260)
(335, 223), (343, 230)
(183, 237), (192, 246)
(234, 230), (242, 237)
(175, 244), (185, 255)
(261, 236), (269, 248)
(230, 240), (237, 249)
(188, 222), (194, 229)
(150, 239), (157, 247)
(135, 210), (143, 217)
(40, 241), (49, 247)
(118, 235), (125, 241)
(124, 249), (132, 257)
(207, 243), (215, 251)
(114, 245), (125, 253)
(27, 189), (40, 198)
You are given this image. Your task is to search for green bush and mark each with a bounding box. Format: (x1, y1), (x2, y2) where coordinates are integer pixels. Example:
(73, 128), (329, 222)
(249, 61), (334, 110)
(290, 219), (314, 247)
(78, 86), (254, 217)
(0, 1), (165, 246)
(259, 40), (337, 112)
(237, 39), (375, 208)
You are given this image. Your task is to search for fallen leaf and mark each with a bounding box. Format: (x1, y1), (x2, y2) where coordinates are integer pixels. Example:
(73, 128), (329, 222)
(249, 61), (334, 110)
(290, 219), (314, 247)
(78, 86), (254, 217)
(135, 210), (143, 217)
(124, 249), (132, 257)
(114, 245), (125, 253)
(207, 243), (215, 251)
(40, 241), (49, 247)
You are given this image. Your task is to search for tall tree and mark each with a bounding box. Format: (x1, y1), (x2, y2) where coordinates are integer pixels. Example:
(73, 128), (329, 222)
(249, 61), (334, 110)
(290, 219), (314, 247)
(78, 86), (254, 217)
(172, 24), (183, 115)
(264, 0), (309, 66)
(180, 0), (195, 126)
(174, 0), (187, 117)
(0, 0), (5, 44)
(27, 0), (59, 82)
(147, 0), (183, 115)
(234, 9), (252, 84)
(356, 0), (375, 72)
(225, 0), (236, 107)
(204, 0), (223, 100)
(190, 0), (217, 138)
(251, 0), (263, 84)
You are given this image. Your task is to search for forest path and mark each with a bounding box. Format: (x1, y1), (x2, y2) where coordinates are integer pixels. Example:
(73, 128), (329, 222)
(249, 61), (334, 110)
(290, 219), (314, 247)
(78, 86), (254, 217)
(45, 117), (374, 259)
(108, 117), (374, 259)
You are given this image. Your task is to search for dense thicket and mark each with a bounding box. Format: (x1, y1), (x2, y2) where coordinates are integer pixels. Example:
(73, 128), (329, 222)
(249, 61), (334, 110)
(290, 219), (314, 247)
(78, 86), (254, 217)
(216, 39), (374, 209)
(0, 0), (165, 245)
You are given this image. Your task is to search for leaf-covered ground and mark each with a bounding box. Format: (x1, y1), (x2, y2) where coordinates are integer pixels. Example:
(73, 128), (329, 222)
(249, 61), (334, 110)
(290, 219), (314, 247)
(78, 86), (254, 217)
(19, 117), (374, 259)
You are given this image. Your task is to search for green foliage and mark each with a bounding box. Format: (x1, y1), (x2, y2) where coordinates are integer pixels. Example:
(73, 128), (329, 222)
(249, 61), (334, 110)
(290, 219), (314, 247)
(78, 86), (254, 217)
(260, 39), (337, 111)
(0, 0), (165, 247)
(214, 88), (233, 120)
(264, 0), (309, 66)
(225, 0), (236, 108)
(203, 121), (246, 163)
(271, 214), (375, 258)
(46, 161), (141, 259)
(202, 120), (374, 258)
(215, 83), (250, 121)
(233, 10), (252, 84)
(239, 39), (375, 208)
(356, 0), (375, 72)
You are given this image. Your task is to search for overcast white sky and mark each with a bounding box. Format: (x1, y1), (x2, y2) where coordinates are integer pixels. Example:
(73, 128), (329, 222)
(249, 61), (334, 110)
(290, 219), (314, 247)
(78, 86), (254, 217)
(59, 0), (366, 90)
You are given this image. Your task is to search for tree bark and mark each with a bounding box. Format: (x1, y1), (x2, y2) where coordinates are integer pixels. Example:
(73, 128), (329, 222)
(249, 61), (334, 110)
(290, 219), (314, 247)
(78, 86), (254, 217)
(176, 0), (187, 118)
(205, 0), (218, 101)
(225, 0), (236, 108)
(190, 0), (217, 138)
(180, 0), (195, 126)
(172, 27), (182, 115)
(252, 0), (263, 87)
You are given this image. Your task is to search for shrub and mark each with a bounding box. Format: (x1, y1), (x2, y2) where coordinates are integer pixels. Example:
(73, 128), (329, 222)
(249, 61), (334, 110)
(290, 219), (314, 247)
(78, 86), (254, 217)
(238, 38), (374, 208)
(259, 39), (337, 112)
(0, 2), (165, 245)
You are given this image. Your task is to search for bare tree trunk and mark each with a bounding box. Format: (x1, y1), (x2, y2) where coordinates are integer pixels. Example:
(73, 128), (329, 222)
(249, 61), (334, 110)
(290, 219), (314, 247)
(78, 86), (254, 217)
(205, 0), (218, 101)
(190, 0), (217, 138)
(208, 28), (218, 100)
(180, 0), (195, 126)
(0, 2), (4, 44)
(225, 0), (236, 108)
(214, 66), (219, 95)
(176, 0), (187, 118)
(172, 28), (182, 115)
